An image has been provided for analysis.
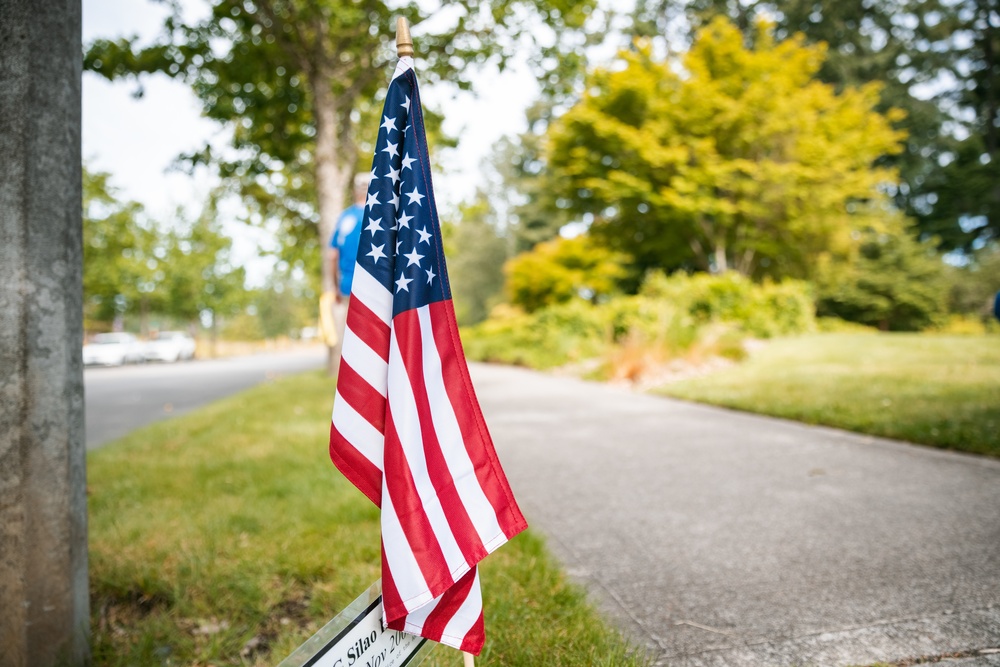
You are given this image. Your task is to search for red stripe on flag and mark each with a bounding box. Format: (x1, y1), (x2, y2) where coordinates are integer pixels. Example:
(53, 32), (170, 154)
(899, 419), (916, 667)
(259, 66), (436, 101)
(460, 609), (485, 655)
(381, 541), (406, 631)
(347, 296), (391, 363)
(382, 406), (455, 612)
(329, 422), (382, 507)
(428, 300), (528, 539)
(394, 309), (488, 565)
(419, 566), (477, 644)
(336, 360), (387, 434)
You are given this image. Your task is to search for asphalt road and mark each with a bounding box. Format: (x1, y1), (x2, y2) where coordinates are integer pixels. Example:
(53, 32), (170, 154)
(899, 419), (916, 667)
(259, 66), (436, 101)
(470, 363), (1000, 667)
(84, 347), (326, 449)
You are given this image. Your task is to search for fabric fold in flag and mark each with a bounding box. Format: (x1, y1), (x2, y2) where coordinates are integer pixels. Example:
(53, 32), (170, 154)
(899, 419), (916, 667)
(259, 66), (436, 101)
(329, 55), (527, 656)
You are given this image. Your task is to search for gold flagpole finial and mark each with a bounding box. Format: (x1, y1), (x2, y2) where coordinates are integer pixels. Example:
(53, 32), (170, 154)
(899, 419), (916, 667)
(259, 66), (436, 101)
(396, 17), (413, 58)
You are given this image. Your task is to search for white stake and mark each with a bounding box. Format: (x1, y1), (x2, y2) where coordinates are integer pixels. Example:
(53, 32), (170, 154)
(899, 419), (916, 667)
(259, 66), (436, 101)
(463, 651), (475, 666)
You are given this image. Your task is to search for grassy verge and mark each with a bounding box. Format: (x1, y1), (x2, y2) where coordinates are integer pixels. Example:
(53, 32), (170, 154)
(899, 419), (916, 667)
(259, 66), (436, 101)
(658, 333), (1000, 456)
(88, 370), (646, 666)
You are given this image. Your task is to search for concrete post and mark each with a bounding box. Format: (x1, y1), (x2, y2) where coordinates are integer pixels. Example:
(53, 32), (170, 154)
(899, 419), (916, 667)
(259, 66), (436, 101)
(0, 1), (89, 666)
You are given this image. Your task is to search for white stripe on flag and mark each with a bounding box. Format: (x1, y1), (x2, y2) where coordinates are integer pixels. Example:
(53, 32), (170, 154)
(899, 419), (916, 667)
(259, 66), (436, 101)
(351, 266), (393, 326)
(331, 388), (384, 471)
(438, 568), (483, 645)
(381, 487), (433, 609)
(397, 590), (438, 637)
(387, 328), (468, 578)
(341, 326), (388, 398)
(416, 306), (505, 548)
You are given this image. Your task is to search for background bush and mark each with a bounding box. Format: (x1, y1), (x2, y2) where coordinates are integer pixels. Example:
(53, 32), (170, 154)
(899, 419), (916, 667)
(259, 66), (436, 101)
(462, 272), (816, 371)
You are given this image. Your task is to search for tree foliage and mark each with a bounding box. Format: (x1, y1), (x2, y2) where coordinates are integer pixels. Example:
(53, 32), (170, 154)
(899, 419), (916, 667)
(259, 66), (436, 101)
(84, 0), (600, 324)
(815, 224), (948, 331)
(504, 234), (628, 312)
(161, 201), (247, 331)
(947, 244), (1000, 321)
(83, 168), (247, 334)
(83, 168), (164, 329)
(546, 18), (905, 280)
(631, 0), (1000, 251)
(444, 193), (509, 325)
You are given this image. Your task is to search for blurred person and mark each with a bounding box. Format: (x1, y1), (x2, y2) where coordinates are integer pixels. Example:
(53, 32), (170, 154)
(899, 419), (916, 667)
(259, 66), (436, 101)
(328, 172), (371, 362)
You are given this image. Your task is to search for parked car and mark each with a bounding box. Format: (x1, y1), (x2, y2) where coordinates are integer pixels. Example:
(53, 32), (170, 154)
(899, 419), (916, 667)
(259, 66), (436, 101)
(82, 332), (145, 366)
(144, 331), (196, 363)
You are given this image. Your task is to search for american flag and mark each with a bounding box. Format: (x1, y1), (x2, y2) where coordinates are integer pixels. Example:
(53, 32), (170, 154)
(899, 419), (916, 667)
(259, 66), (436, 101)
(329, 56), (528, 655)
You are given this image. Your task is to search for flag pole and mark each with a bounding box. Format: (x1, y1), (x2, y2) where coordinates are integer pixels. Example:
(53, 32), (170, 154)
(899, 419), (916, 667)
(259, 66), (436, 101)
(395, 20), (477, 667)
(396, 16), (413, 58)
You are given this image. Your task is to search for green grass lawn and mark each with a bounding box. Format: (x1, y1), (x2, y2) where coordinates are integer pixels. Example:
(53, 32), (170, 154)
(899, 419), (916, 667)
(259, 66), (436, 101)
(658, 333), (1000, 456)
(87, 370), (646, 666)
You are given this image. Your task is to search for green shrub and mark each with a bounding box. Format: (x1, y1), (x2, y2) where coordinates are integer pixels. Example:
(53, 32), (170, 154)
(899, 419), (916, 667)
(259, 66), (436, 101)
(815, 228), (949, 331)
(640, 271), (815, 338)
(462, 271), (816, 371)
(504, 235), (629, 313)
(816, 316), (879, 333)
(461, 301), (611, 369)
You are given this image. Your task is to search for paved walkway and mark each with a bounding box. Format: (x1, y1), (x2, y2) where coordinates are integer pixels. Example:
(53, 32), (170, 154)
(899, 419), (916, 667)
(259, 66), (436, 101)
(470, 363), (1000, 667)
(85, 347), (325, 449)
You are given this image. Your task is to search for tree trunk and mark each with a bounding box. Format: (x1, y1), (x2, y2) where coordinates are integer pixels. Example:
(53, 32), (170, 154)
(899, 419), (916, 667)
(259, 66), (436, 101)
(139, 296), (149, 337)
(311, 65), (351, 376)
(713, 242), (728, 274)
(0, 1), (90, 664)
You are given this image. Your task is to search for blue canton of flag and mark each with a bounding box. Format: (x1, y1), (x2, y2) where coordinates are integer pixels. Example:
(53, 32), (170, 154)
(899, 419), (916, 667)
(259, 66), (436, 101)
(358, 66), (447, 316)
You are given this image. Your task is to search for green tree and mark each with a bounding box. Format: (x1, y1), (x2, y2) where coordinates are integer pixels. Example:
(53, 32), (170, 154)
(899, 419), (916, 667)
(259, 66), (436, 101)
(85, 0), (598, 370)
(815, 223), (948, 331)
(83, 167), (165, 332)
(162, 203), (247, 343)
(947, 244), (1000, 321)
(633, 0), (999, 251)
(546, 18), (906, 280)
(504, 234), (627, 312)
(446, 193), (509, 325)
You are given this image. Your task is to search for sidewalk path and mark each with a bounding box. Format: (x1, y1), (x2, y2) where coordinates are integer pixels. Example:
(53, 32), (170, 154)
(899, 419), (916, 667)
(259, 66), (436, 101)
(470, 363), (1000, 667)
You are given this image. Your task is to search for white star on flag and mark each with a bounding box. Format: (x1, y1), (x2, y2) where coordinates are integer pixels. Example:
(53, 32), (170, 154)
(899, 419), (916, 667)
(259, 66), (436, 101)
(381, 115), (397, 133)
(389, 190), (400, 210)
(401, 153), (416, 171)
(425, 266), (436, 284)
(397, 211), (413, 229)
(406, 187), (425, 206)
(365, 191), (380, 210)
(403, 247), (424, 267)
(385, 165), (401, 185)
(394, 273), (413, 292)
(416, 227), (432, 244)
(366, 243), (387, 264)
(366, 217), (383, 235)
(381, 141), (399, 158)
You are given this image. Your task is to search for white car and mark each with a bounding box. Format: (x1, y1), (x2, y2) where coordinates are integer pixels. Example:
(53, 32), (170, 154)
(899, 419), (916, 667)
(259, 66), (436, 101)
(144, 331), (196, 363)
(82, 332), (145, 366)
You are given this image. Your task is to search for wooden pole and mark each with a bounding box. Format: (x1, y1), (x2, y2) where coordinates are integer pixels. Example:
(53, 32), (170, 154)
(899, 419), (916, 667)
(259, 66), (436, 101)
(396, 17), (413, 58)
(463, 652), (475, 667)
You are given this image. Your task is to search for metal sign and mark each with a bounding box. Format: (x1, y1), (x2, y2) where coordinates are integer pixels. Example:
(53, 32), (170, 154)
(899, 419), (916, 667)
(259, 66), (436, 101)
(278, 580), (435, 667)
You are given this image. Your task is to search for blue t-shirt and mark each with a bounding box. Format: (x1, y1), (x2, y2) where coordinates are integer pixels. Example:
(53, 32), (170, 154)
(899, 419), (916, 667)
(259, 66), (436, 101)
(331, 204), (364, 297)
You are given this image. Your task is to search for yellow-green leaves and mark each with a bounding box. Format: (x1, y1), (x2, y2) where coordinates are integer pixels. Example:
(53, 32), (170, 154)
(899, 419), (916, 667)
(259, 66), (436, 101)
(546, 17), (907, 280)
(505, 235), (629, 312)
